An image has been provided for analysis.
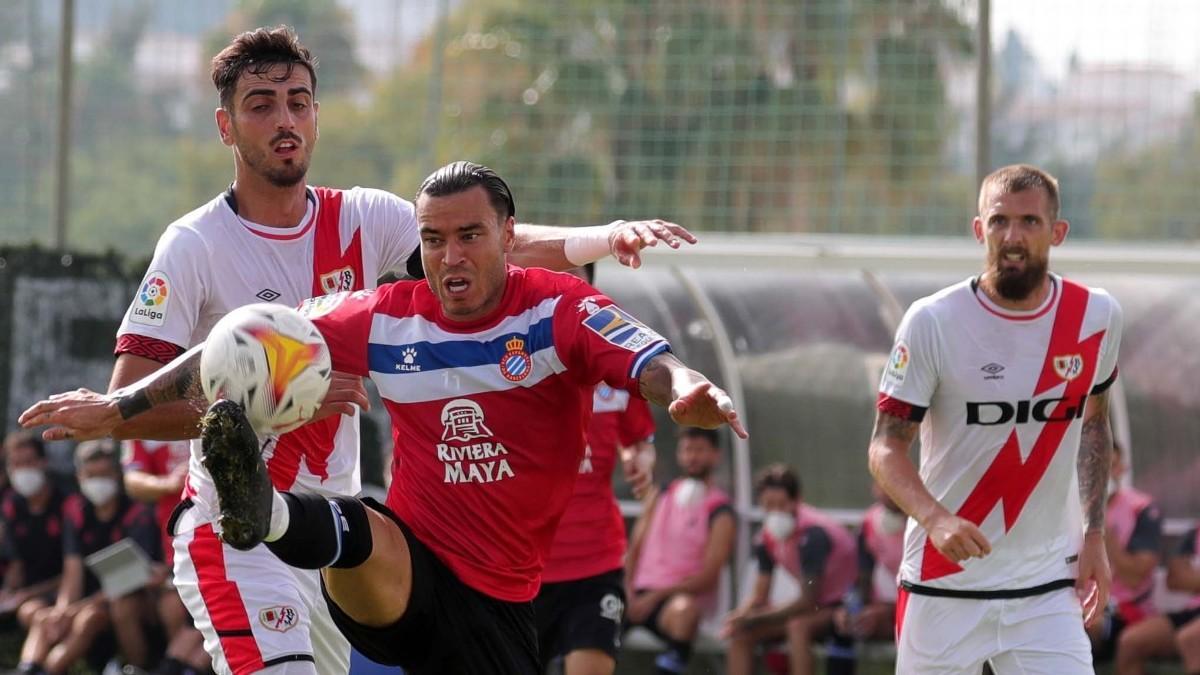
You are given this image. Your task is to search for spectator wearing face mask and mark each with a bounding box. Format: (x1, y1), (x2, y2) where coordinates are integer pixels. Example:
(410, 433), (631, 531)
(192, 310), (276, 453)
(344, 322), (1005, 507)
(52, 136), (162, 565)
(0, 431), (67, 631)
(13, 440), (163, 675)
(832, 484), (907, 652)
(625, 427), (737, 675)
(723, 464), (858, 675)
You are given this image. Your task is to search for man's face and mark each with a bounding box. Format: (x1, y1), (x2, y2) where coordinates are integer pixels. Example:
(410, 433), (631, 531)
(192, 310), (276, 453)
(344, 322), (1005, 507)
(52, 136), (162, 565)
(6, 443), (44, 475)
(973, 188), (1067, 301)
(758, 486), (796, 514)
(78, 457), (118, 484)
(676, 435), (719, 480)
(417, 186), (515, 322)
(217, 63), (318, 188)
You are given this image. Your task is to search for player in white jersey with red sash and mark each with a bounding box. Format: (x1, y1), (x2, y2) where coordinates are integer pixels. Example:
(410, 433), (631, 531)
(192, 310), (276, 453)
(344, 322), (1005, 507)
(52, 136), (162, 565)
(869, 165), (1123, 674)
(21, 161), (748, 675)
(25, 28), (695, 675)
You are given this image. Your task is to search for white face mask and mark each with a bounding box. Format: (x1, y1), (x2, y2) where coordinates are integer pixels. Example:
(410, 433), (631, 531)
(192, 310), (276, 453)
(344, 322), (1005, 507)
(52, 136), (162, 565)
(673, 478), (707, 508)
(878, 507), (907, 535)
(80, 477), (119, 506)
(763, 511), (797, 541)
(9, 468), (45, 498)
(1107, 478), (1121, 499)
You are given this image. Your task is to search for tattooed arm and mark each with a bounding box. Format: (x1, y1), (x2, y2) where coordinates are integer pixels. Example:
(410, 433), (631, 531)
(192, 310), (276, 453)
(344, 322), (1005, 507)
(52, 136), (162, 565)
(1075, 389), (1114, 626)
(19, 346), (206, 442)
(868, 410), (991, 562)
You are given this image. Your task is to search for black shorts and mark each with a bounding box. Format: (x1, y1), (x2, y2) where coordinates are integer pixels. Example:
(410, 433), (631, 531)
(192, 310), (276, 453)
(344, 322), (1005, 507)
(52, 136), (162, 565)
(321, 501), (539, 675)
(1091, 609), (1128, 663)
(534, 568), (626, 663)
(1168, 606), (1200, 629)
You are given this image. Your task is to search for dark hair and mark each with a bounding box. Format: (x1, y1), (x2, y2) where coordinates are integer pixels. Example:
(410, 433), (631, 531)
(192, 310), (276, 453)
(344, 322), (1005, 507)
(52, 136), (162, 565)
(211, 26), (317, 108)
(678, 426), (720, 449)
(416, 161), (516, 221)
(3, 430), (44, 459)
(75, 439), (119, 471)
(754, 463), (801, 501)
(978, 164), (1061, 221)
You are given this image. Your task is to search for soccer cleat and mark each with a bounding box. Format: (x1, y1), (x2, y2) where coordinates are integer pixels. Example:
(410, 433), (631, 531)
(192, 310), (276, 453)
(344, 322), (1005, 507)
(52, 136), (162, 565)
(201, 399), (272, 550)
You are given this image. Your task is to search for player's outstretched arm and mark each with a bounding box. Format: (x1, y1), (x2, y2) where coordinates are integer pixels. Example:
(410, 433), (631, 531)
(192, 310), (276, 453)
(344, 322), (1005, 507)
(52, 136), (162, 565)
(637, 352), (748, 439)
(510, 219), (697, 271)
(1076, 390), (1114, 626)
(19, 346), (207, 441)
(868, 410), (991, 562)
(105, 353), (207, 441)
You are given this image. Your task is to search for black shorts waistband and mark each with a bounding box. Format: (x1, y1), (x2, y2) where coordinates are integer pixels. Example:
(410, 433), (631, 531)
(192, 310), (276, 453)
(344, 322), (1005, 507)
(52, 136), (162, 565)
(900, 578), (1074, 600)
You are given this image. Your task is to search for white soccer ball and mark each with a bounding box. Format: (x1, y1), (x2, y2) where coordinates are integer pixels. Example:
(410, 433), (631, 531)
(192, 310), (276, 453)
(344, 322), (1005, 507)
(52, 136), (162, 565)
(200, 303), (332, 435)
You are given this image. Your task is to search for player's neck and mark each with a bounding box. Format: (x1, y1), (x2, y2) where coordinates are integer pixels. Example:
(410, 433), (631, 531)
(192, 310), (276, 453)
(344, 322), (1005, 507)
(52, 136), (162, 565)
(977, 273), (1053, 312)
(27, 486), (50, 512)
(229, 174), (310, 228)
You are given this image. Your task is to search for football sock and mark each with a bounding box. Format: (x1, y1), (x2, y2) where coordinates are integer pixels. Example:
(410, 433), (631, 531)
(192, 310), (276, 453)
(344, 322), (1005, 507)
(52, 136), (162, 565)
(265, 493), (374, 569)
(263, 490), (290, 542)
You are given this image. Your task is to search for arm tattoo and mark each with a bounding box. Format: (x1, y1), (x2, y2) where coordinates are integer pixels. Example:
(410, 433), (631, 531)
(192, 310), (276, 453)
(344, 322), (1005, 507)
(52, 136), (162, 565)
(872, 411), (919, 446)
(115, 347), (205, 420)
(638, 353), (685, 409)
(1078, 392), (1112, 533)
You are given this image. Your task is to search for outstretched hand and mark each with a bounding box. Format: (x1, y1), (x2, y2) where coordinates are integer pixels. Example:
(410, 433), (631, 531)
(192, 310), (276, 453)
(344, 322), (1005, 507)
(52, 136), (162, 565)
(668, 381), (748, 439)
(608, 220), (697, 268)
(310, 371), (370, 422)
(18, 388), (122, 441)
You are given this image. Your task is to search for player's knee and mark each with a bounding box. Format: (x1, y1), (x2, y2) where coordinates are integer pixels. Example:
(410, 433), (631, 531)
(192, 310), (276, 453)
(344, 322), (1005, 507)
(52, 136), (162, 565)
(1176, 622), (1200, 652)
(75, 604), (108, 631)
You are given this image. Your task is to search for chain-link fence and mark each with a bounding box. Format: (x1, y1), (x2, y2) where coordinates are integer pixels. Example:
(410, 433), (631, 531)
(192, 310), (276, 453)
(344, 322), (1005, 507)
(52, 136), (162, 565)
(4, 0), (1200, 253)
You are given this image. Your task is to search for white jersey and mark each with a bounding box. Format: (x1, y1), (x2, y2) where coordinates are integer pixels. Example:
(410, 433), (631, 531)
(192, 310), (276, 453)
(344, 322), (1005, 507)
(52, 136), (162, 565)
(116, 186), (418, 530)
(878, 275), (1122, 592)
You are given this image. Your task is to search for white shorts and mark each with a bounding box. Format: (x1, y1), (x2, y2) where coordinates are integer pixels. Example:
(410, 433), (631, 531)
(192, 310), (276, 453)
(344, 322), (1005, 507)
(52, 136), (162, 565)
(173, 523), (350, 675)
(895, 586), (1092, 675)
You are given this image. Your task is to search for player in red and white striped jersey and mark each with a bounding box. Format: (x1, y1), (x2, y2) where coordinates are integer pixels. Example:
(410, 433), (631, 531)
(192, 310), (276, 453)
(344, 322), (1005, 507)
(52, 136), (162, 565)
(869, 165), (1123, 674)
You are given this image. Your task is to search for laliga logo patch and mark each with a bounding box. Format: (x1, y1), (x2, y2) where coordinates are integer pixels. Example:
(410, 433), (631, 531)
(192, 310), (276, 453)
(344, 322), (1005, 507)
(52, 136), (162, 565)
(1053, 354), (1084, 381)
(259, 605), (299, 632)
(319, 266), (356, 294)
(130, 271), (171, 326)
(883, 340), (909, 384)
(298, 291), (347, 320)
(499, 336), (532, 382)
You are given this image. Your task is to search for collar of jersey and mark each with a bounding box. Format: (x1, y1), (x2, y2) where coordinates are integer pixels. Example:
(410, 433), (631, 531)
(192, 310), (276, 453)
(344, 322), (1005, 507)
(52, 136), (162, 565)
(425, 264), (523, 333)
(972, 273), (1059, 321)
(223, 186), (318, 241)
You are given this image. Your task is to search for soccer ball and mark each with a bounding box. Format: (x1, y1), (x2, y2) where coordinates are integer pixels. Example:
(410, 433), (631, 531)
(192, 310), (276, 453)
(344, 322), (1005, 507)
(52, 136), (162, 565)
(200, 303), (332, 435)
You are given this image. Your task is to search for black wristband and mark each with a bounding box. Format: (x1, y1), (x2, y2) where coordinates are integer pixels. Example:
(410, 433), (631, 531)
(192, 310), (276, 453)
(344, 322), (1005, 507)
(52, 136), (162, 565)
(116, 391), (152, 420)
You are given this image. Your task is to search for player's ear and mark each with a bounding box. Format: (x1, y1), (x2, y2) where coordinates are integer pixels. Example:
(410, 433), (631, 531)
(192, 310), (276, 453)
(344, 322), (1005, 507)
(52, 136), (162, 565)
(501, 215), (516, 253)
(1051, 219), (1069, 246)
(971, 216), (985, 244)
(216, 107), (234, 147)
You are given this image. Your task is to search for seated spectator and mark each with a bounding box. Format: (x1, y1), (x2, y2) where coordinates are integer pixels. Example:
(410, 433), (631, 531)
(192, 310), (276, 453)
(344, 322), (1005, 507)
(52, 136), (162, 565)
(723, 464), (857, 675)
(625, 427), (736, 675)
(14, 440), (163, 675)
(0, 432), (67, 632)
(833, 483), (906, 647)
(1116, 519), (1200, 675)
(122, 440), (209, 675)
(1089, 442), (1162, 665)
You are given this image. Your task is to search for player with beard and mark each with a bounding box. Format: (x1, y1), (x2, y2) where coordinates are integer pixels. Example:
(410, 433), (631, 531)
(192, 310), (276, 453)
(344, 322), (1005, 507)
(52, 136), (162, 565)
(870, 164), (1123, 674)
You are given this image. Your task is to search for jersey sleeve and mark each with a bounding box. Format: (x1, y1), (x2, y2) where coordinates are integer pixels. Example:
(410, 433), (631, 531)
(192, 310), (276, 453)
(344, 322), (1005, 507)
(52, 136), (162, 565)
(1177, 528), (1199, 558)
(878, 302), (940, 422)
(856, 528), (876, 576)
(1127, 503), (1163, 554)
(553, 284), (671, 395)
(1092, 293), (1123, 395)
(355, 188), (420, 278)
(297, 288), (381, 376)
(754, 541), (776, 576)
(616, 397), (656, 447)
(116, 227), (209, 360)
(799, 527), (833, 581)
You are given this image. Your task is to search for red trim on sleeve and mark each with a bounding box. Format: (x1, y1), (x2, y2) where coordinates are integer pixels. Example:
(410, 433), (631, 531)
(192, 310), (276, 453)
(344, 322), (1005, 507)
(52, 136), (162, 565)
(877, 393), (927, 422)
(114, 334), (186, 364)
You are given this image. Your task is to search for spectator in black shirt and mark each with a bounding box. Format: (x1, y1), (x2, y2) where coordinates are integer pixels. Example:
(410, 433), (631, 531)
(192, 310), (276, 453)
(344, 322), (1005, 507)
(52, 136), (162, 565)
(0, 431), (66, 631)
(14, 440), (163, 675)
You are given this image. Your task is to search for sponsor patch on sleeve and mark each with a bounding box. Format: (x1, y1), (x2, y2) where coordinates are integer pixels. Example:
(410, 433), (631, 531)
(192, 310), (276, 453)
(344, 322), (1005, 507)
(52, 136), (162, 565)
(129, 271), (171, 327)
(882, 339), (909, 386)
(580, 300), (665, 353)
(297, 291), (349, 319)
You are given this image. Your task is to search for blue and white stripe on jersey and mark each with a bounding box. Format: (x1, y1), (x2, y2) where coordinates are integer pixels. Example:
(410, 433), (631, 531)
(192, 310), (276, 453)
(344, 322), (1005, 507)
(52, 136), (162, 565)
(366, 297), (567, 403)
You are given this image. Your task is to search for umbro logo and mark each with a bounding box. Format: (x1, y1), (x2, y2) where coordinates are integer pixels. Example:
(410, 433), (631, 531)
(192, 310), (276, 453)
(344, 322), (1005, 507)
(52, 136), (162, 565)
(256, 288), (282, 302)
(981, 362), (1005, 380)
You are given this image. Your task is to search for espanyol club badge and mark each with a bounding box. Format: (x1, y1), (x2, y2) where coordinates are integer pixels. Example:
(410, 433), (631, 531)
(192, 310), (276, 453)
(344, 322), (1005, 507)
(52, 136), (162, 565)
(500, 336), (532, 382)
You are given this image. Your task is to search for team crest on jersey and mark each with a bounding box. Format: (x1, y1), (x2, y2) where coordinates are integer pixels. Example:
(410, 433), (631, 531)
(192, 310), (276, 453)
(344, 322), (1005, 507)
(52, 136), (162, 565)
(578, 297), (663, 353)
(259, 605), (299, 632)
(130, 271), (170, 326)
(1053, 354), (1084, 381)
(319, 266), (356, 294)
(499, 336), (532, 382)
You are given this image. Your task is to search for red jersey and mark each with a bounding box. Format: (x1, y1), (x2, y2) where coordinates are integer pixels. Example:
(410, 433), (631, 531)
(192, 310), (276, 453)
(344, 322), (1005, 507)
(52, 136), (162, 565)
(300, 266), (670, 602)
(121, 439), (190, 564)
(542, 385), (655, 583)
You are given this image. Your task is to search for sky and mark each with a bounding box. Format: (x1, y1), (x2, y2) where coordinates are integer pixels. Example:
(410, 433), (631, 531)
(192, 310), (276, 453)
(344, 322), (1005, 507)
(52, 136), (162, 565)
(991, 0), (1200, 80)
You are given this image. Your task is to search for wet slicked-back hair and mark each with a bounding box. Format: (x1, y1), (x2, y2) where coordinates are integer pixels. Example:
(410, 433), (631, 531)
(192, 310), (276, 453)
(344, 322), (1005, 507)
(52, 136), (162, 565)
(978, 164), (1061, 221)
(416, 161), (516, 222)
(211, 25), (317, 108)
